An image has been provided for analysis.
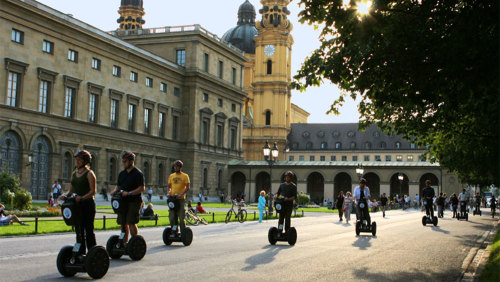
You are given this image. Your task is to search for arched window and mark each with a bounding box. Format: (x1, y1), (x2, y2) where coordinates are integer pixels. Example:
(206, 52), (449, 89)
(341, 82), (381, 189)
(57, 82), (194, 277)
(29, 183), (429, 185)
(379, 142), (387, 149)
(158, 163), (164, 186)
(306, 142), (313, 149)
(63, 152), (72, 180)
(335, 142), (342, 149)
(395, 142), (401, 149)
(265, 110), (271, 125)
(267, 60), (272, 74)
(364, 142), (372, 149)
(320, 142), (327, 150)
(350, 142), (356, 149)
(109, 157), (117, 183)
(144, 162), (150, 184)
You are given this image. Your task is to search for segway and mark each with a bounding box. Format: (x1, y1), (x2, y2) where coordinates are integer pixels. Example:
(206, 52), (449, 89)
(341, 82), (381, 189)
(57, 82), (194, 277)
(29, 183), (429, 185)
(355, 199), (376, 236)
(268, 198), (297, 246)
(106, 192), (147, 260)
(472, 202), (481, 216)
(57, 197), (109, 279)
(457, 201), (468, 221)
(421, 200), (438, 226)
(162, 196), (193, 246)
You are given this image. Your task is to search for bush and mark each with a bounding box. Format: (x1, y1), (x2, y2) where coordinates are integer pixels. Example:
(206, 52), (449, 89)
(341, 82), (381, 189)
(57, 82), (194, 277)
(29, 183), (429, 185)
(13, 189), (32, 211)
(297, 193), (310, 206)
(0, 169), (22, 203)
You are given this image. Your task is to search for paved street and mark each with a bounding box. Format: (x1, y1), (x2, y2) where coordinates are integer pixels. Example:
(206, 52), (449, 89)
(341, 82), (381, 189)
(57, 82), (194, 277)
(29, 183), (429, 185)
(0, 208), (497, 281)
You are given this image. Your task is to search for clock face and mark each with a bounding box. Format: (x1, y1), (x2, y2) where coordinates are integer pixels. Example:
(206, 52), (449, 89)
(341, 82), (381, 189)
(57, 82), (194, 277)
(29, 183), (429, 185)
(264, 45), (275, 57)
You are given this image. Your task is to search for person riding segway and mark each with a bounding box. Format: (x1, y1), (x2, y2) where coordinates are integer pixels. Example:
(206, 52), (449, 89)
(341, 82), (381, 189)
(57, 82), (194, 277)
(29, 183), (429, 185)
(354, 178), (376, 236)
(472, 193), (482, 216)
(107, 151), (147, 260)
(490, 197), (497, 218)
(457, 188), (469, 221)
(421, 180), (438, 226)
(57, 151), (109, 279)
(268, 171), (298, 246)
(163, 160), (193, 246)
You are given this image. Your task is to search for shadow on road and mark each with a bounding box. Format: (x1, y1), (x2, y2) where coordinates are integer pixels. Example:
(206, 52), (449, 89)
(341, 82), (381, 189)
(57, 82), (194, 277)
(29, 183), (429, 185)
(241, 245), (291, 271)
(430, 226), (450, 234)
(352, 236), (375, 250)
(351, 267), (457, 281)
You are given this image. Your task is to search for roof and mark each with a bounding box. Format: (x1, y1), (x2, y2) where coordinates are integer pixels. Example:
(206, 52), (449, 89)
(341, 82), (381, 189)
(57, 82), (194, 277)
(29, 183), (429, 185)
(287, 123), (420, 151)
(221, 0), (258, 54)
(228, 160), (440, 167)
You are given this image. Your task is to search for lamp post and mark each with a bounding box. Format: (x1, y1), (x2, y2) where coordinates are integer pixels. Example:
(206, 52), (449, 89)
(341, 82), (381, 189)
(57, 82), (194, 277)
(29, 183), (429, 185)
(263, 141), (279, 194)
(355, 163), (364, 181)
(398, 173), (404, 197)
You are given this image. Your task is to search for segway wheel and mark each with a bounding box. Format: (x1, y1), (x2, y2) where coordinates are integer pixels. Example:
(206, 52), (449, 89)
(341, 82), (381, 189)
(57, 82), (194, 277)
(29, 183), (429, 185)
(127, 235), (147, 261)
(287, 227), (297, 246)
(225, 211), (232, 224)
(422, 216), (427, 226)
(56, 245), (77, 277)
(355, 222), (361, 236)
(432, 216), (438, 226)
(85, 246), (109, 279)
(371, 222), (377, 236)
(465, 213), (468, 221)
(163, 227), (173, 246)
(181, 227), (193, 246)
(268, 227), (278, 245)
(106, 235), (122, 259)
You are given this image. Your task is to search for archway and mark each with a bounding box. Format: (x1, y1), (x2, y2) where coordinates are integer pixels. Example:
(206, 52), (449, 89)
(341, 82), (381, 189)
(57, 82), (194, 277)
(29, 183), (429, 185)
(334, 172), (352, 199)
(363, 173), (380, 200)
(307, 172), (324, 205)
(231, 172), (246, 199)
(31, 136), (51, 200)
(419, 173), (439, 196)
(255, 171), (270, 202)
(390, 173), (409, 198)
(0, 131), (21, 175)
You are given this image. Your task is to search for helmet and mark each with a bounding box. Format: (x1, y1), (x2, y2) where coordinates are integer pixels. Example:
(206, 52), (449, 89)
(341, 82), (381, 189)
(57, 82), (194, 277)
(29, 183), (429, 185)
(121, 151), (135, 161)
(284, 171), (294, 177)
(74, 150), (92, 164)
(173, 160), (183, 167)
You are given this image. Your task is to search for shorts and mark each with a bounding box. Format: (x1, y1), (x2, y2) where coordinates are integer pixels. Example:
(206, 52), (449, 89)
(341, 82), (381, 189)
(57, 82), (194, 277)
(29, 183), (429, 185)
(117, 201), (142, 225)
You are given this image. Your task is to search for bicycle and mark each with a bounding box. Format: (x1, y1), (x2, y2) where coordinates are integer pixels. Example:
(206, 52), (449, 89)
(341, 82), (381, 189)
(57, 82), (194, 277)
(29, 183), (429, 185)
(225, 200), (247, 223)
(185, 209), (208, 226)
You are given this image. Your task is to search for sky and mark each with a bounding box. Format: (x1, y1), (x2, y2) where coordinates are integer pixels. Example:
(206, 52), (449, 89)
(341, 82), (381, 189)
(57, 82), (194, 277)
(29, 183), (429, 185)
(36, 0), (360, 123)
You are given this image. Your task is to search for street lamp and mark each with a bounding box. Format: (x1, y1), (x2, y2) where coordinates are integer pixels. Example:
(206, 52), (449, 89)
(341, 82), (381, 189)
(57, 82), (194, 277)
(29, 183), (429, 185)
(355, 163), (364, 180)
(398, 173), (404, 197)
(263, 141), (279, 197)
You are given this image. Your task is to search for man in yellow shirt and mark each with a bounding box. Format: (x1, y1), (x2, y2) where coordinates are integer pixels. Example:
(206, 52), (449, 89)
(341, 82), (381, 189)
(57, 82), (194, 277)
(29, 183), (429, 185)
(167, 160), (190, 234)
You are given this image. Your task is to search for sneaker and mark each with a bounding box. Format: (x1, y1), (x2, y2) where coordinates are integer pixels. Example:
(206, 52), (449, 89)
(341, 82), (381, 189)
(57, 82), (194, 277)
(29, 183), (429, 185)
(20, 222), (29, 226)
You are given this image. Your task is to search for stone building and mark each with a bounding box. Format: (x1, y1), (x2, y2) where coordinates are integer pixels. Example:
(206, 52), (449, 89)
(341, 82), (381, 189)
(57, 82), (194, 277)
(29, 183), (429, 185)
(0, 0), (246, 200)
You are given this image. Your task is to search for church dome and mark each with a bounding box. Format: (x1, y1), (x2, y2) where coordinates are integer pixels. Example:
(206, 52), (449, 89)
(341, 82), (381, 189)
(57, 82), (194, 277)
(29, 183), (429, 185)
(222, 0), (258, 54)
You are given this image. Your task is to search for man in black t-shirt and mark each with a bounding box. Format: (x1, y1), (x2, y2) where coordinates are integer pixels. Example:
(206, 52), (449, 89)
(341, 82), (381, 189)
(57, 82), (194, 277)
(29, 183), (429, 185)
(422, 180), (435, 218)
(275, 171), (297, 232)
(437, 193), (445, 218)
(111, 152), (145, 245)
(380, 193), (388, 218)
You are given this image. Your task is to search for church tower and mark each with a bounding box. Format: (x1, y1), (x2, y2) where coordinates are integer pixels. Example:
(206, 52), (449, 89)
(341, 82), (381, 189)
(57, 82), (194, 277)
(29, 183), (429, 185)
(117, 0), (146, 30)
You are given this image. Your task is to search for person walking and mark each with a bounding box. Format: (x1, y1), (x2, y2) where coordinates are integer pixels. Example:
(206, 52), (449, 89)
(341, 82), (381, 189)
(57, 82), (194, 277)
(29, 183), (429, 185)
(344, 191), (353, 224)
(336, 191), (345, 222)
(258, 190), (266, 223)
(380, 193), (388, 218)
(147, 188), (153, 203)
(198, 192), (203, 203)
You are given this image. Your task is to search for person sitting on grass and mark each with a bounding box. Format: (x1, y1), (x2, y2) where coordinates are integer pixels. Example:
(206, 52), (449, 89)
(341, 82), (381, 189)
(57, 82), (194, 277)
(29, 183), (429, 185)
(196, 202), (207, 214)
(140, 203), (158, 220)
(0, 203), (29, 226)
(187, 200), (196, 213)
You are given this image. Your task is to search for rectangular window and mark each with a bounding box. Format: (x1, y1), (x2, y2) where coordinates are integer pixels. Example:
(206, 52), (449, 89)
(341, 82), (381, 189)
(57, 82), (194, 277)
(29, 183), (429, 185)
(7, 72), (20, 107)
(299, 155), (305, 161)
(201, 120), (208, 144)
(386, 155), (392, 161)
(407, 155), (414, 161)
(174, 87), (180, 97)
(231, 103), (236, 112)
(218, 60), (223, 79)
(11, 29), (24, 44)
(172, 115), (179, 140)
(396, 155), (403, 162)
(130, 71), (138, 82)
(112, 65), (121, 77)
(64, 87), (75, 118)
(320, 156), (326, 161)
(39, 80), (50, 113)
(146, 77), (153, 88)
(68, 49), (78, 62)
(217, 98), (223, 107)
(128, 104), (136, 131)
(216, 124), (223, 147)
(364, 155), (370, 161)
(230, 127), (237, 150)
(159, 112), (166, 137)
(289, 155), (295, 161)
(352, 156), (358, 161)
(375, 155), (381, 161)
(91, 58), (101, 70)
(309, 156), (315, 161)
(410, 143), (416, 149)
(144, 108), (151, 134)
(160, 82), (167, 93)
(203, 93), (209, 102)
(331, 155), (337, 161)
(89, 94), (98, 123)
(42, 40), (54, 54)
(176, 49), (186, 66)
(110, 99), (119, 128)
(232, 67), (237, 85)
(341, 156), (347, 161)
(204, 53), (209, 72)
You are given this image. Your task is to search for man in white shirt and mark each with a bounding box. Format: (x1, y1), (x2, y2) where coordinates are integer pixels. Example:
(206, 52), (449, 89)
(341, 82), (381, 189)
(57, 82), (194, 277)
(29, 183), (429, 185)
(458, 188), (468, 215)
(414, 194), (420, 208)
(353, 178), (371, 226)
(52, 180), (61, 200)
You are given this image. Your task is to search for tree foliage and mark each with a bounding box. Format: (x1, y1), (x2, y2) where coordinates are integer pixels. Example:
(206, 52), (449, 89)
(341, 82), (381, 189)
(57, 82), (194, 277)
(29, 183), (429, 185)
(293, 0), (499, 185)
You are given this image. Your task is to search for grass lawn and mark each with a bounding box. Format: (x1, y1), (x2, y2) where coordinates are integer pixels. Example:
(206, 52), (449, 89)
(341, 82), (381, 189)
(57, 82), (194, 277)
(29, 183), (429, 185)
(480, 226), (500, 282)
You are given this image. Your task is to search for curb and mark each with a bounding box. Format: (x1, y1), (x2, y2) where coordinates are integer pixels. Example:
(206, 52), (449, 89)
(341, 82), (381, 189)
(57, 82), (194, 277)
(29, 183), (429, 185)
(460, 218), (499, 282)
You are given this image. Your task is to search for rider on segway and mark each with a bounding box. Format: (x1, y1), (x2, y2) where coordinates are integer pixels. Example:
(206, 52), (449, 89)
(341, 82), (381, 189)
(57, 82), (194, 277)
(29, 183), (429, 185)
(111, 152), (145, 248)
(353, 178), (371, 226)
(422, 180), (436, 219)
(473, 193), (481, 216)
(490, 197), (497, 218)
(275, 171), (297, 234)
(458, 188), (468, 218)
(166, 160), (190, 238)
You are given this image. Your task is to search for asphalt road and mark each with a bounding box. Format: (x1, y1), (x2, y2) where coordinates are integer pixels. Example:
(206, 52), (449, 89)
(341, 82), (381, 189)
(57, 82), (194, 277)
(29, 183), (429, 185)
(0, 208), (497, 281)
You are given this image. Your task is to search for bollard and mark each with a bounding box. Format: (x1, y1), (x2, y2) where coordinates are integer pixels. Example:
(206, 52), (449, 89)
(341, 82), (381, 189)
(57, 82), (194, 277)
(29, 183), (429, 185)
(212, 212), (215, 223)
(155, 215), (158, 226)
(35, 217), (38, 234)
(103, 215), (106, 230)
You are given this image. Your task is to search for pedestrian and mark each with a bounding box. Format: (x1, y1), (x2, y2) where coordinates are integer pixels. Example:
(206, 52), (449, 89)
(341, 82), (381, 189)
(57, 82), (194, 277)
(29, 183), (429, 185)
(220, 192), (225, 203)
(414, 193), (420, 208)
(380, 193), (388, 217)
(344, 191), (353, 223)
(258, 190), (266, 223)
(437, 193), (445, 218)
(147, 187), (153, 202)
(199, 192), (203, 203)
(336, 190), (344, 222)
(451, 193), (459, 218)
(52, 180), (61, 200)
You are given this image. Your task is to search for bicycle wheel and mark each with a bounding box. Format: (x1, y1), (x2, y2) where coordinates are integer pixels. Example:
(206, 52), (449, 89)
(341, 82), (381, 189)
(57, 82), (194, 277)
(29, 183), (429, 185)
(185, 213), (199, 226)
(199, 215), (208, 225)
(225, 211), (232, 223)
(238, 209), (247, 223)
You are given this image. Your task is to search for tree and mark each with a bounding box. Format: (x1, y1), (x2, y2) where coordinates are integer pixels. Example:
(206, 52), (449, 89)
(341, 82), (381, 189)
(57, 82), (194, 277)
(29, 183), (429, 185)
(292, 0), (499, 185)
